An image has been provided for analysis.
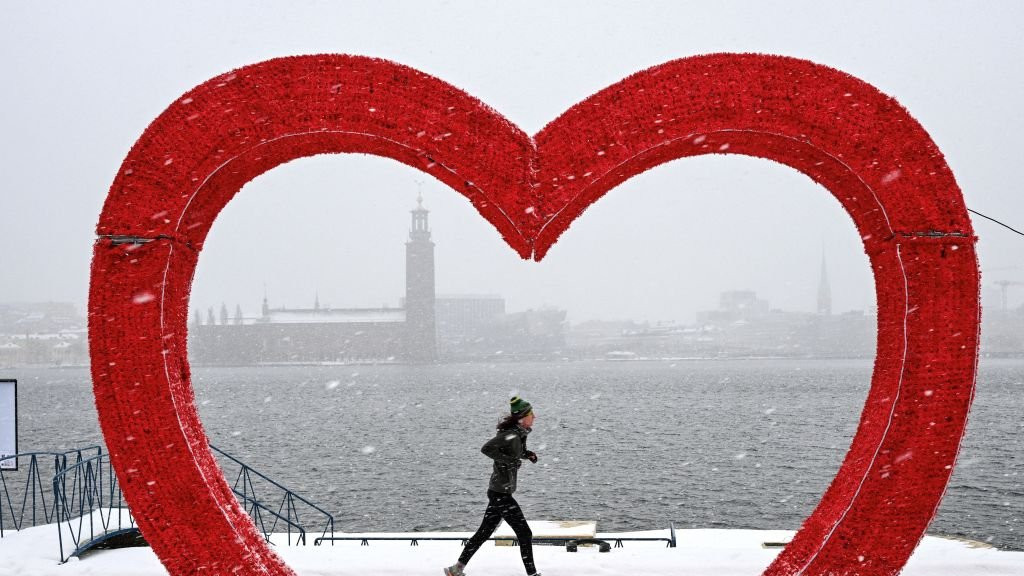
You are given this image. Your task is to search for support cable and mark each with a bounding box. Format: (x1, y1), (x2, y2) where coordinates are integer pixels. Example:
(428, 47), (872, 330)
(968, 208), (1024, 238)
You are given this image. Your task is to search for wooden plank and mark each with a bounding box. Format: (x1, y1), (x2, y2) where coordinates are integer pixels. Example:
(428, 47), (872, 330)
(493, 520), (596, 546)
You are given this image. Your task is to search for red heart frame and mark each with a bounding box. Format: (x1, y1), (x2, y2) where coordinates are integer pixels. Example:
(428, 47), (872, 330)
(89, 54), (979, 576)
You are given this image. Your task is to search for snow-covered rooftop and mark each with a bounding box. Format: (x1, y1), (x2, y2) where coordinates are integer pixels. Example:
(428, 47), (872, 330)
(264, 308), (406, 324)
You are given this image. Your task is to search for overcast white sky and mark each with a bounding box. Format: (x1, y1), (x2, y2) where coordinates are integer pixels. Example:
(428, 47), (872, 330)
(2, 1), (1022, 324)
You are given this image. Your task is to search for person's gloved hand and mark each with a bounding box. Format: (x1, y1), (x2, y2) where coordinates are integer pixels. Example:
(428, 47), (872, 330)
(525, 450), (538, 463)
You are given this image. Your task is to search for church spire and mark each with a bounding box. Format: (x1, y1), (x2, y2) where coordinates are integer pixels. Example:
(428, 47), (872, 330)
(817, 248), (832, 315)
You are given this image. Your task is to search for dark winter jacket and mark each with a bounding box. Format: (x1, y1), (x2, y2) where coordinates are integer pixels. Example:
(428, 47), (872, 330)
(481, 425), (530, 494)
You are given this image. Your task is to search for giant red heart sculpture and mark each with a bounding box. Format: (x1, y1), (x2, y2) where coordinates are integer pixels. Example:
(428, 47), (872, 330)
(89, 54), (979, 576)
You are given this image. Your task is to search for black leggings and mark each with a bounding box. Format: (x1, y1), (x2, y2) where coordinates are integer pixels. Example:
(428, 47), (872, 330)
(459, 490), (535, 574)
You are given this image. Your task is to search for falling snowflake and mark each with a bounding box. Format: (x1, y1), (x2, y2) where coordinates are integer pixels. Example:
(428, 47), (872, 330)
(132, 292), (155, 304)
(881, 169), (902, 185)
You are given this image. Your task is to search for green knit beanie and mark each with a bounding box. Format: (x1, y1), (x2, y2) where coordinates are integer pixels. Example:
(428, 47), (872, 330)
(510, 395), (532, 417)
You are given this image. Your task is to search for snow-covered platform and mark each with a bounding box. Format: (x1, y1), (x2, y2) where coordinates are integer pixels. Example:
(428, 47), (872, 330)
(493, 519), (597, 546)
(2, 523), (1021, 575)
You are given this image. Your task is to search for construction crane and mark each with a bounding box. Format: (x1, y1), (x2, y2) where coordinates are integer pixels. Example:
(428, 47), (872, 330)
(994, 280), (1024, 311)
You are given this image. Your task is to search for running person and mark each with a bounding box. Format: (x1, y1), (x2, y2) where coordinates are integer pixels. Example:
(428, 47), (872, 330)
(445, 396), (541, 576)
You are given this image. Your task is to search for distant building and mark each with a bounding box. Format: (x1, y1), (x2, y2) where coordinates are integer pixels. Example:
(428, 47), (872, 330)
(981, 306), (1024, 357)
(693, 285), (873, 358)
(0, 342), (23, 367)
(817, 250), (832, 316)
(567, 251), (873, 359)
(434, 296), (566, 360)
(189, 198), (566, 364)
(404, 196), (437, 362)
(435, 295), (505, 358)
(190, 197), (438, 364)
(566, 319), (702, 359)
(0, 303), (87, 366)
(696, 290), (770, 325)
(0, 302), (81, 335)
(492, 308), (568, 360)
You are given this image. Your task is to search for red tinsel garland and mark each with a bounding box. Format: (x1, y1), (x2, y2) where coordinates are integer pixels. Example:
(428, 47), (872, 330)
(90, 53), (979, 576)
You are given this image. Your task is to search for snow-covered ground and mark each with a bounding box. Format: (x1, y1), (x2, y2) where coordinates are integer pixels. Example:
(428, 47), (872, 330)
(2, 522), (1021, 576)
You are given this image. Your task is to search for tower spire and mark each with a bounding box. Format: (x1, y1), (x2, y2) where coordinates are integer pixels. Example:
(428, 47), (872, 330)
(817, 248), (832, 315)
(405, 192), (436, 362)
(409, 191), (431, 241)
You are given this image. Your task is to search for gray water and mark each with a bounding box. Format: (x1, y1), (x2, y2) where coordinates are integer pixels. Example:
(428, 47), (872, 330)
(7, 359), (1023, 550)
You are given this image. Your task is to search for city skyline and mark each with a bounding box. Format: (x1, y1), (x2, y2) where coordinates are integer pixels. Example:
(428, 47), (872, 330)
(187, 189), (867, 327)
(2, 3), (1021, 328)
(187, 169), (885, 327)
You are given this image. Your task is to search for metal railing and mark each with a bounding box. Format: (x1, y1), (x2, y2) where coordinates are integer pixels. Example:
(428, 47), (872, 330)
(5, 443), (334, 560)
(8, 443), (675, 559)
(1, 447), (101, 538)
(211, 444), (335, 546)
(52, 451), (136, 562)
